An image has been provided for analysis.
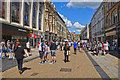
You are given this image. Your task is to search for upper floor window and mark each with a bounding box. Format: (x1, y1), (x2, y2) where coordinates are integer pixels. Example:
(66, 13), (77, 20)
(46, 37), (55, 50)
(107, 15), (111, 27)
(62, 27), (64, 32)
(107, 2), (111, 11)
(119, 6), (120, 21)
(24, 2), (31, 26)
(0, 2), (6, 19)
(39, 3), (42, 30)
(112, 10), (117, 24)
(59, 24), (61, 31)
(11, 2), (21, 23)
(32, 2), (37, 28)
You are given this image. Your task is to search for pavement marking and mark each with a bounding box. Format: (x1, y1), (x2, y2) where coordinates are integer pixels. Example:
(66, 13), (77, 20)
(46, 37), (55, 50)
(60, 68), (72, 72)
(84, 50), (111, 79)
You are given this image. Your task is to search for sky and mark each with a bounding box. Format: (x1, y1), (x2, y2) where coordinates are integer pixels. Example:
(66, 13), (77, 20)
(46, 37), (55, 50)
(53, 1), (102, 34)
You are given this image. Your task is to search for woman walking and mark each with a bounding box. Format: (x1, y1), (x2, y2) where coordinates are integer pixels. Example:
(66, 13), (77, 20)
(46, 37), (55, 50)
(64, 42), (70, 63)
(14, 43), (25, 74)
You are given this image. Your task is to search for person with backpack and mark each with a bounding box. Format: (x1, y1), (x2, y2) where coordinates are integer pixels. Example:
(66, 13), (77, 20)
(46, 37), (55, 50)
(98, 41), (102, 56)
(39, 40), (45, 64)
(44, 41), (49, 62)
(49, 40), (57, 64)
(64, 42), (70, 63)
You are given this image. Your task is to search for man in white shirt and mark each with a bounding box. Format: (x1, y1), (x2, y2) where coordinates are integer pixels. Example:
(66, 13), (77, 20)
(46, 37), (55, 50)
(39, 40), (45, 64)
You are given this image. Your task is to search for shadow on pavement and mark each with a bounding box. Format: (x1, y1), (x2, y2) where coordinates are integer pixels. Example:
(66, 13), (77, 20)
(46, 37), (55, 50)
(22, 67), (31, 74)
(109, 51), (120, 59)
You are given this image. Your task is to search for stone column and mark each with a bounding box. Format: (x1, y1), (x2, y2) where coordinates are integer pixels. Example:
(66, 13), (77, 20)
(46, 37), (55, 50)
(20, 0), (24, 26)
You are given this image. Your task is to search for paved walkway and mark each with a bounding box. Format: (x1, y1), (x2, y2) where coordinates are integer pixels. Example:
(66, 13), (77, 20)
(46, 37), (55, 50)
(88, 51), (119, 78)
(2, 47), (101, 78)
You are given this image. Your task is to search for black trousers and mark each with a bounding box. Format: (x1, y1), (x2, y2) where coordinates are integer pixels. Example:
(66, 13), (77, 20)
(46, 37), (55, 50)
(17, 59), (23, 71)
(64, 53), (69, 62)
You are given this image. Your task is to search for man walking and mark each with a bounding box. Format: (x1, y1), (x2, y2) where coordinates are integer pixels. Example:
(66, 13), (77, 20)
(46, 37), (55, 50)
(39, 40), (45, 64)
(14, 43), (25, 74)
(50, 40), (57, 64)
(73, 41), (77, 55)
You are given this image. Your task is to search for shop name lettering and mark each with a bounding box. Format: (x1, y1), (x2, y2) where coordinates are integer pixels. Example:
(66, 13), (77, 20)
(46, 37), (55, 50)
(18, 29), (27, 32)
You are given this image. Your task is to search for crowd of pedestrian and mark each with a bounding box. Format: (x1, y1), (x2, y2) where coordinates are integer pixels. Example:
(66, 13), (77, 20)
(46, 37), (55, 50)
(0, 39), (112, 74)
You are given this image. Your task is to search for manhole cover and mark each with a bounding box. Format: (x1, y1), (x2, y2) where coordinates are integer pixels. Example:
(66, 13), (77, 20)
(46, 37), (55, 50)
(60, 68), (72, 72)
(31, 73), (39, 76)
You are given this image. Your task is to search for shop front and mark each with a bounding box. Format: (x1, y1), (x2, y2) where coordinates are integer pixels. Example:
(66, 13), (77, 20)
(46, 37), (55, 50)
(2, 23), (30, 48)
(29, 30), (42, 48)
(106, 30), (117, 49)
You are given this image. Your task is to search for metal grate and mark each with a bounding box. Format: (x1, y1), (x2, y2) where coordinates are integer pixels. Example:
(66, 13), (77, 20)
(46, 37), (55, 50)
(31, 73), (39, 76)
(60, 68), (72, 72)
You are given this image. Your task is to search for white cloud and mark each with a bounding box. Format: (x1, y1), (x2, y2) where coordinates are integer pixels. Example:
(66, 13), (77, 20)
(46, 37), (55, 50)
(76, 29), (81, 32)
(59, 13), (85, 33)
(73, 22), (85, 29)
(66, 0), (102, 9)
(59, 13), (72, 27)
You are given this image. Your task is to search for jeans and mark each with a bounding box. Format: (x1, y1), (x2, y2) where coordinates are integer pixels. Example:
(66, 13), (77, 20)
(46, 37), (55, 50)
(39, 51), (44, 59)
(74, 48), (76, 54)
(17, 59), (23, 71)
(1, 49), (7, 58)
(51, 50), (56, 57)
(64, 53), (69, 62)
(7, 47), (12, 53)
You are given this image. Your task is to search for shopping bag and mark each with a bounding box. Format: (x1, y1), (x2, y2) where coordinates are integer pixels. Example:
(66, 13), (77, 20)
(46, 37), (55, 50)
(48, 47), (50, 52)
(68, 51), (70, 56)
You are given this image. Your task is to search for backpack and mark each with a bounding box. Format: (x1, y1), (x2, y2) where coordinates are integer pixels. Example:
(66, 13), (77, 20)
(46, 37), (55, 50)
(99, 43), (102, 48)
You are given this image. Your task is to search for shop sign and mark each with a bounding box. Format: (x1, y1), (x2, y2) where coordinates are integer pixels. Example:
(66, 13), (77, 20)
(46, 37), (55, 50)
(30, 33), (35, 38)
(18, 29), (27, 32)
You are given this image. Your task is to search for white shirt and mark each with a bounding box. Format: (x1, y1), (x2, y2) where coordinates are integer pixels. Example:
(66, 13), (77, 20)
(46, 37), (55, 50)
(39, 43), (45, 51)
(104, 43), (109, 50)
(26, 42), (30, 48)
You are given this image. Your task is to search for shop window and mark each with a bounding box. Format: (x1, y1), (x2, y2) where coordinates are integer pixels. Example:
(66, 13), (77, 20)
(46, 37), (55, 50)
(112, 10), (117, 24)
(0, 2), (6, 18)
(24, 2), (31, 26)
(32, 2), (37, 28)
(11, 2), (20, 23)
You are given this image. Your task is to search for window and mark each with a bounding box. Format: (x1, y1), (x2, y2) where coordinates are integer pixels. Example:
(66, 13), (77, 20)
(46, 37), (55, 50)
(107, 2), (111, 10)
(112, 10), (117, 24)
(0, 2), (6, 18)
(32, 2), (37, 28)
(107, 15), (111, 27)
(59, 24), (61, 31)
(39, 3), (42, 30)
(62, 27), (64, 32)
(119, 6), (120, 21)
(11, 2), (20, 23)
(24, 2), (31, 26)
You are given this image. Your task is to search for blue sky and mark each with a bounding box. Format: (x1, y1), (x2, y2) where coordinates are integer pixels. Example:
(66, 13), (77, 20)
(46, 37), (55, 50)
(53, 2), (100, 34)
